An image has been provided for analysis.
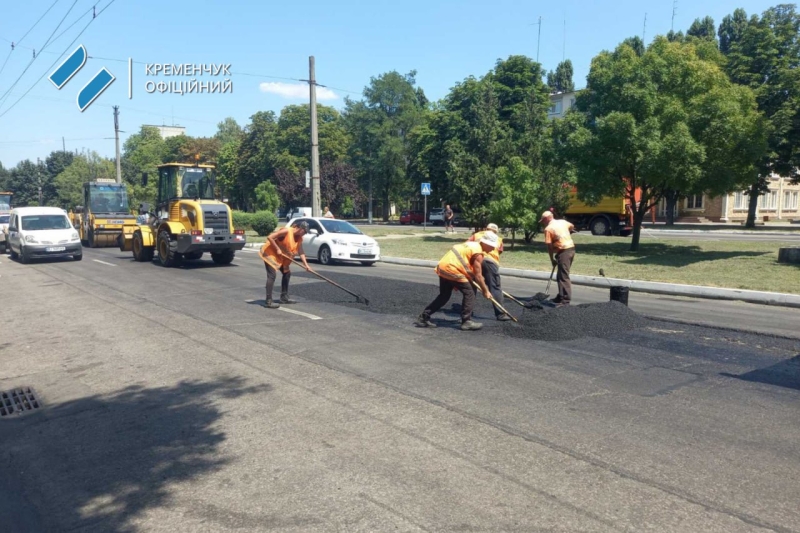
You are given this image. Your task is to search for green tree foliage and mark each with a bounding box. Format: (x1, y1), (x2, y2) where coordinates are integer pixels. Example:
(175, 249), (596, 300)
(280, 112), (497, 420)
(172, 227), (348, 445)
(688, 16), (718, 43)
(6, 159), (51, 206)
(214, 117), (244, 146)
(250, 210), (278, 236)
(274, 104), (349, 172)
(546, 59), (575, 93)
(253, 180), (280, 213)
(560, 36), (765, 250)
(718, 4), (800, 226)
(54, 151), (116, 209)
(121, 126), (167, 208)
(344, 70), (427, 220)
(236, 111), (279, 210)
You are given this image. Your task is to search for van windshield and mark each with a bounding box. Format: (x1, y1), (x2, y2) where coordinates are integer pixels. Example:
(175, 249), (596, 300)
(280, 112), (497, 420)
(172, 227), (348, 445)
(0, 215), (9, 224)
(21, 215), (72, 230)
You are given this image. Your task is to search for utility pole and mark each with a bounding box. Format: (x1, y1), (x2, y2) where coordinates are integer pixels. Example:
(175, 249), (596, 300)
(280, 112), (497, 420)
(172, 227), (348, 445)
(643, 13), (647, 43)
(534, 16), (542, 62)
(671, 0), (678, 31)
(113, 105), (121, 184)
(308, 56), (321, 218)
(62, 136), (66, 153)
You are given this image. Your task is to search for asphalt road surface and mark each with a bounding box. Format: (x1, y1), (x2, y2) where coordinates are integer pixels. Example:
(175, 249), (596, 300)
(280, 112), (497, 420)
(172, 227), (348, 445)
(1, 247), (799, 532)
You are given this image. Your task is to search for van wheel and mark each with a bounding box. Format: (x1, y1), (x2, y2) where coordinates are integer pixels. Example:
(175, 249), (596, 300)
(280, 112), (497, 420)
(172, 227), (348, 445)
(20, 247), (30, 264)
(10, 248), (18, 259)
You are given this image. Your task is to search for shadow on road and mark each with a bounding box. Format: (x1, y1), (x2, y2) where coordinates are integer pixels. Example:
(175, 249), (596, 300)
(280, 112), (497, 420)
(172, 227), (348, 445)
(0, 377), (269, 532)
(721, 355), (800, 391)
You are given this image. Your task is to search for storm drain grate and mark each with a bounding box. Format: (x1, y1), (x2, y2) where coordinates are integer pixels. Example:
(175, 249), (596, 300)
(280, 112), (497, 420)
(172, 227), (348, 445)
(0, 387), (41, 418)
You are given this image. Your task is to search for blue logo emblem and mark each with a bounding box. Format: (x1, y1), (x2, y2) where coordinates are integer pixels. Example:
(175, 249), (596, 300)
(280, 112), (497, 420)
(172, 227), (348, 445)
(49, 45), (115, 112)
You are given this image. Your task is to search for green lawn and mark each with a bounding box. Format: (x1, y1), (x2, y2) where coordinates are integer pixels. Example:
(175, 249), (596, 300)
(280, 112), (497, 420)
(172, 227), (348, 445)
(377, 233), (800, 294)
(245, 224), (439, 242)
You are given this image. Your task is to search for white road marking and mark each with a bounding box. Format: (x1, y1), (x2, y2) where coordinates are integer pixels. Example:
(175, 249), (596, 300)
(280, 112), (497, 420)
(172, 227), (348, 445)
(93, 259), (116, 267)
(278, 307), (322, 320)
(240, 249), (258, 253)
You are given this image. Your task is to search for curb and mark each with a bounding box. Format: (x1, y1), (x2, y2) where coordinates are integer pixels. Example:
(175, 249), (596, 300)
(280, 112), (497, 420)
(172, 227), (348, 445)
(380, 257), (800, 309)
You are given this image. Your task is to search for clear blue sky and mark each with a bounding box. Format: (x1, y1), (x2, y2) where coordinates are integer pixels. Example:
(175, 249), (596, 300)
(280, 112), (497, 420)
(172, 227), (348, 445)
(0, 0), (782, 168)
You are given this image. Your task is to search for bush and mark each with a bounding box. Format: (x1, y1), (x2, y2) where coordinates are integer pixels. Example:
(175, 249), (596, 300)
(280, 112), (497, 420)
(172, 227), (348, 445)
(232, 210), (254, 231)
(251, 210), (278, 236)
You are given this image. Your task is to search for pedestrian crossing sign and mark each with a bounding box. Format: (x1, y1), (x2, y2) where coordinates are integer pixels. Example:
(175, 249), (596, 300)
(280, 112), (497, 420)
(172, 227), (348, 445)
(421, 183), (431, 195)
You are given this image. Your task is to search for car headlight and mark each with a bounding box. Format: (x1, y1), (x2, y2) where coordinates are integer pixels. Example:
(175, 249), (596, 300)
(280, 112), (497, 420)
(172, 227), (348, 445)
(24, 235), (37, 243)
(71, 231), (80, 241)
(331, 238), (346, 245)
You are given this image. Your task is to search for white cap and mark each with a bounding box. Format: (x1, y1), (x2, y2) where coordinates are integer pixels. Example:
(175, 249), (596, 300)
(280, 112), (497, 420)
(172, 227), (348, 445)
(539, 210), (553, 223)
(479, 231), (499, 249)
(486, 223), (499, 232)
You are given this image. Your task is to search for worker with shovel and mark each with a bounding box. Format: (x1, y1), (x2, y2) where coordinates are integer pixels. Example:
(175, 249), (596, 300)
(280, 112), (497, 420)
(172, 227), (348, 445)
(467, 223), (510, 321)
(415, 232), (499, 331)
(540, 210), (576, 307)
(258, 220), (313, 309)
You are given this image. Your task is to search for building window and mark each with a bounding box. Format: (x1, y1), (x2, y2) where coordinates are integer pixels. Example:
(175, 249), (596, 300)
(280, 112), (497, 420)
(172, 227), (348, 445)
(759, 190), (778, 210)
(733, 191), (748, 210)
(784, 191), (799, 211)
(685, 194), (704, 209)
(548, 100), (563, 115)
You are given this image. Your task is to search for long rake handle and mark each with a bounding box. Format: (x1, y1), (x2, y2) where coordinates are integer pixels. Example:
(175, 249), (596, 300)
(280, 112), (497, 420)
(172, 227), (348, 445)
(502, 290), (527, 308)
(545, 264), (556, 295)
(471, 281), (518, 322)
(288, 257), (369, 304)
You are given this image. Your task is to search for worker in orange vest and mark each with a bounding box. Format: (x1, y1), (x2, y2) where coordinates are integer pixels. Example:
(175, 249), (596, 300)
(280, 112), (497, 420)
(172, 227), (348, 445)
(258, 220), (313, 308)
(467, 223), (508, 321)
(415, 232), (499, 331)
(540, 210), (576, 306)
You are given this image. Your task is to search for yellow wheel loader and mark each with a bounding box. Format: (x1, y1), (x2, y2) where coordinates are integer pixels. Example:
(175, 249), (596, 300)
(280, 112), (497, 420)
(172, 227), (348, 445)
(70, 179), (138, 247)
(120, 162), (246, 267)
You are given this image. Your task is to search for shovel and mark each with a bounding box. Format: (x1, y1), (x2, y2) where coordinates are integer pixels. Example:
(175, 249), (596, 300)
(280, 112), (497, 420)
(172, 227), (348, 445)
(529, 264), (556, 304)
(288, 257), (370, 305)
(471, 281), (518, 322)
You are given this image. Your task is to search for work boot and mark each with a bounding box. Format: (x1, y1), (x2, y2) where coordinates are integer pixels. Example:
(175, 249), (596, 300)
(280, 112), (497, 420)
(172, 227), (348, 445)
(460, 320), (483, 331)
(415, 314), (437, 328)
(279, 294), (296, 304)
(264, 299), (280, 309)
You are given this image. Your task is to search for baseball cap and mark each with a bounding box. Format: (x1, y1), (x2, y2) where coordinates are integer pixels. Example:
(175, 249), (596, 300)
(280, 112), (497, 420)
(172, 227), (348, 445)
(293, 221), (309, 231)
(486, 223), (499, 232)
(479, 231), (499, 249)
(539, 210), (553, 223)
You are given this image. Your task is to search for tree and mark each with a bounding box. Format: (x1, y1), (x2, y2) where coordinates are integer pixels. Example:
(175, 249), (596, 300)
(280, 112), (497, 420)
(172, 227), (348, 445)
(215, 117), (243, 146)
(688, 16), (717, 43)
(622, 36), (646, 55)
(560, 36), (765, 250)
(121, 126), (167, 208)
(546, 59), (575, 93)
(718, 5), (800, 227)
(489, 157), (541, 245)
(6, 159), (50, 206)
(274, 104), (349, 173)
(236, 111), (279, 210)
(344, 70), (427, 220)
(253, 180), (280, 213)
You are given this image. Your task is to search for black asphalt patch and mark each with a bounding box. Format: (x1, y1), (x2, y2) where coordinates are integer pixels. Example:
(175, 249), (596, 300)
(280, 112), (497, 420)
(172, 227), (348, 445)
(290, 271), (648, 340)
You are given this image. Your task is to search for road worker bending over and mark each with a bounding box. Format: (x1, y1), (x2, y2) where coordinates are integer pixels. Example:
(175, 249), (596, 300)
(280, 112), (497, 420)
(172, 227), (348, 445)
(258, 220), (313, 309)
(415, 232), (500, 331)
(468, 223), (508, 321)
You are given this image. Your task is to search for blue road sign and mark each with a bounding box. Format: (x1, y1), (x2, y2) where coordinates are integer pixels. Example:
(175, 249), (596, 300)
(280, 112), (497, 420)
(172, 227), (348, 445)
(421, 182), (431, 195)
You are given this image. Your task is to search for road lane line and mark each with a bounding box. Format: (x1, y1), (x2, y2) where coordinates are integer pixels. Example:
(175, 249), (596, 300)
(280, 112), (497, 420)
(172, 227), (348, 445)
(278, 307), (323, 320)
(93, 259), (116, 266)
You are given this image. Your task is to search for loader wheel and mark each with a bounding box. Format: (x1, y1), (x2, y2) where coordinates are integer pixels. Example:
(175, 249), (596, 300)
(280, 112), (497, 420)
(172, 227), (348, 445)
(133, 232), (154, 262)
(184, 251), (203, 261)
(211, 249), (234, 265)
(157, 230), (181, 267)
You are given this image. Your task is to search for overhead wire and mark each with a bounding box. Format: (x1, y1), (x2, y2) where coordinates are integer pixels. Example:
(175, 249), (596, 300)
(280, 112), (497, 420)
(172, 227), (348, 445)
(0, 0), (80, 108)
(0, 0), (62, 79)
(0, 0), (116, 119)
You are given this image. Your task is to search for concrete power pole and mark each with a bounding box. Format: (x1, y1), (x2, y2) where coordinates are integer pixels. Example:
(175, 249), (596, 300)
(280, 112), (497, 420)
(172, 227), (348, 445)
(113, 105), (122, 184)
(308, 57), (321, 218)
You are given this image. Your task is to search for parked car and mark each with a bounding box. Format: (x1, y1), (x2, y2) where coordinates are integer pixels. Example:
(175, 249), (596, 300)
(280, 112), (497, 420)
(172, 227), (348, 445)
(287, 217), (380, 266)
(0, 213), (9, 253)
(5, 206), (82, 263)
(428, 208), (445, 224)
(399, 210), (425, 225)
(286, 207), (312, 221)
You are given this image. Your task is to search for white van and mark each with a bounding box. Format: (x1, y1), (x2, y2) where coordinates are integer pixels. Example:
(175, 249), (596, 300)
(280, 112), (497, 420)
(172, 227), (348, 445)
(6, 207), (83, 263)
(286, 207), (312, 221)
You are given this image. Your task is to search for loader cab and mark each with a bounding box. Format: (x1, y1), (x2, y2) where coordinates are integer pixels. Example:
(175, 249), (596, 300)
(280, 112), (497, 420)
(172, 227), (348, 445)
(152, 164), (216, 209)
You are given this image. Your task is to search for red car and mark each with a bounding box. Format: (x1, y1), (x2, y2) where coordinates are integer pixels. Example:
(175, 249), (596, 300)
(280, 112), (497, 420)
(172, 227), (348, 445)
(399, 210), (425, 225)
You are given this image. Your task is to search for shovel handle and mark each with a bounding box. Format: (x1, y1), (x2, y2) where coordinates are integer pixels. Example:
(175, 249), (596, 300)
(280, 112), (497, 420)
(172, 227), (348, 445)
(471, 281), (518, 322)
(288, 257), (369, 304)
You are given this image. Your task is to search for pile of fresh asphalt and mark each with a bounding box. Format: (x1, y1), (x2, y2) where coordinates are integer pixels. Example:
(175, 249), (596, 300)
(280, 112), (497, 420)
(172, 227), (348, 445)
(500, 300), (646, 342)
(290, 270), (648, 341)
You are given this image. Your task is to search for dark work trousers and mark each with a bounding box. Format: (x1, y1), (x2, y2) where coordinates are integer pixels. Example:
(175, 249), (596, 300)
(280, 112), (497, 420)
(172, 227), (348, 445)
(473, 260), (503, 316)
(555, 248), (575, 304)
(265, 263), (291, 301)
(423, 276), (475, 323)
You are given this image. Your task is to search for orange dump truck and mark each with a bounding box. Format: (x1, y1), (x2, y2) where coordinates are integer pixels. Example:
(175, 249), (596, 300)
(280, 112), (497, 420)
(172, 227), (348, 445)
(563, 186), (635, 236)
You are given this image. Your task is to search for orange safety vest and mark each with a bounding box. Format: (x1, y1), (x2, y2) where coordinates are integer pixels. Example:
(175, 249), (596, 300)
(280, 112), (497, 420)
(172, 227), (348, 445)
(260, 228), (300, 270)
(435, 242), (484, 283)
(544, 219), (575, 251)
(468, 231), (502, 264)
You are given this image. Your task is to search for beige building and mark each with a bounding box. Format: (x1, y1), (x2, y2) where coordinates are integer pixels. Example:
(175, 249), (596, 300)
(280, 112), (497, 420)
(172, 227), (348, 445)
(548, 91), (577, 119)
(655, 175), (800, 223)
(144, 124), (186, 140)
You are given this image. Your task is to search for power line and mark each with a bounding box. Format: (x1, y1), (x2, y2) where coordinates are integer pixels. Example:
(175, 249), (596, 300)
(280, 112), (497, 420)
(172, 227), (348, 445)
(0, 0), (80, 108)
(0, 0), (116, 119)
(0, 0), (62, 79)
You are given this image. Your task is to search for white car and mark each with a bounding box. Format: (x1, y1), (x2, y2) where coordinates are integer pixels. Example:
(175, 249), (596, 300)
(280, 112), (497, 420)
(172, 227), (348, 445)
(428, 208), (445, 225)
(5, 206), (83, 263)
(286, 217), (380, 266)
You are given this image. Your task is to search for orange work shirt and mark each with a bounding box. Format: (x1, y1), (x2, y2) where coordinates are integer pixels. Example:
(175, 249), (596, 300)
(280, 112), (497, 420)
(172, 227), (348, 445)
(544, 219), (575, 251)
(435, 242), (484, 283)
(260, 228), (300, 270)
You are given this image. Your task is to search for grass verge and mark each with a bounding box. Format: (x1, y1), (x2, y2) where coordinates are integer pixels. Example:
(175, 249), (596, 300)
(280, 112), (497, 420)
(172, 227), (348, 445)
(377, 233), (800, 294)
